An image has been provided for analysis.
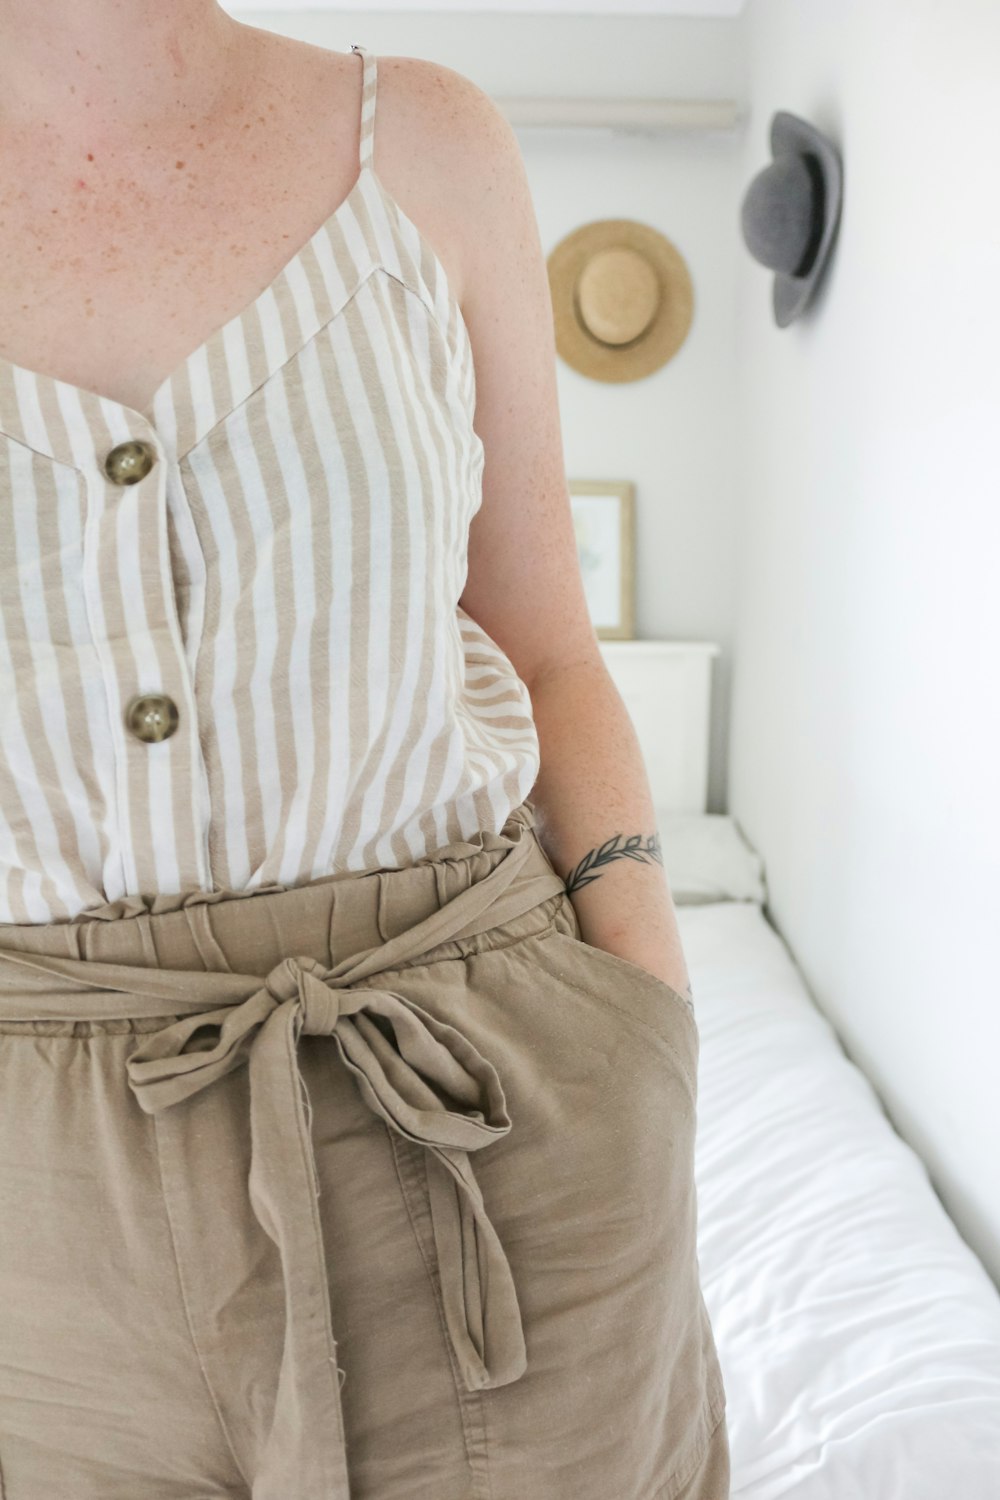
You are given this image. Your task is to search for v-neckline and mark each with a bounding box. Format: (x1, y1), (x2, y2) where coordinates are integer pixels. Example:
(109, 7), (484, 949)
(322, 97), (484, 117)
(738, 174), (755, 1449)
(0, 163), (378, 430)
(0, 159), (474, 471)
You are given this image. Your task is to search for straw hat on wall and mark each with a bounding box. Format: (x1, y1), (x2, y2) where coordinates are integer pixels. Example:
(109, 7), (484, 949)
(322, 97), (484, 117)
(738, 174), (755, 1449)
(547, 218), (694, 383)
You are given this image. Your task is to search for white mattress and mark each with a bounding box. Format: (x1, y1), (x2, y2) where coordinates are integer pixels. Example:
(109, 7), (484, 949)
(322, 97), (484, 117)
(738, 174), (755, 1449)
(681, 897), (1000, 1498)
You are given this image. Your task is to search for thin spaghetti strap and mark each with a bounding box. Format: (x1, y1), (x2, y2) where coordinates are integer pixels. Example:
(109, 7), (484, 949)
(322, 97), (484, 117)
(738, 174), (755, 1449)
(349, 43), (377, 173)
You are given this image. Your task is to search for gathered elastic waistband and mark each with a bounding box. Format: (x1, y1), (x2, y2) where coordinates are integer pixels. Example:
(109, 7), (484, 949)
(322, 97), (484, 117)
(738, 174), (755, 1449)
(0, 799), (569, 1024)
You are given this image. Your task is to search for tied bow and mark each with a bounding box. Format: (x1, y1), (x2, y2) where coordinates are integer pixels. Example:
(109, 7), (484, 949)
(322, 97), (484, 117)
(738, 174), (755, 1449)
(125, 954), (527, 1497)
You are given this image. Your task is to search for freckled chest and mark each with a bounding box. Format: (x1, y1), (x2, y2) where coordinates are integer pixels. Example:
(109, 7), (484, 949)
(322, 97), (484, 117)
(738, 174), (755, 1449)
(0, 79), (359, 413)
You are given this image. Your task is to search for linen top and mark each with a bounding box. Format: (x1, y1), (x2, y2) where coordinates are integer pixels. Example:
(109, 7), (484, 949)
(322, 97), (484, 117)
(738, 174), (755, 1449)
(0, 43), (541, 925)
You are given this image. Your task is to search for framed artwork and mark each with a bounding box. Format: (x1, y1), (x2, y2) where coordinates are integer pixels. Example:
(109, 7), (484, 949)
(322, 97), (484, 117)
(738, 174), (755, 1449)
(568, 479), (636, 640)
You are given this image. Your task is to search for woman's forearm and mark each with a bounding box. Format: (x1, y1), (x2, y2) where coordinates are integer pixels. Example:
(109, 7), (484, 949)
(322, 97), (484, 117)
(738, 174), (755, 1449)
(525, 661), (693, 1003)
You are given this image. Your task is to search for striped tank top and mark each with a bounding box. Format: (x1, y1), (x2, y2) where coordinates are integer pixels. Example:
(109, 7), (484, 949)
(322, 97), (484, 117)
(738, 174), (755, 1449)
(0, 43), (541, 925)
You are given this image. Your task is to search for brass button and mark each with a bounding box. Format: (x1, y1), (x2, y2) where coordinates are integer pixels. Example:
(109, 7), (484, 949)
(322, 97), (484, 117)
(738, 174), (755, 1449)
(104, 440), (157, 486)
(124, 693), (179, 743)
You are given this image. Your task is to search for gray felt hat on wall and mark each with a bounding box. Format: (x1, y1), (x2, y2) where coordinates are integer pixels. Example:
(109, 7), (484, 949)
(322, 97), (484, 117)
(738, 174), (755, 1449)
(740, 111), (843, 327)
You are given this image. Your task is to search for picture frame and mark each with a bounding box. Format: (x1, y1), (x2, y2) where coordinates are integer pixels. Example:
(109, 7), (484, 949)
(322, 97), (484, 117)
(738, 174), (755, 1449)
(568, 479), (636, 640)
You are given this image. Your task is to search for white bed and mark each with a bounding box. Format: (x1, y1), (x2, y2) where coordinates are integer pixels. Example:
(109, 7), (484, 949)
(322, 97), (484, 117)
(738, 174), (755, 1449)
(598, 640), (1000, 1498)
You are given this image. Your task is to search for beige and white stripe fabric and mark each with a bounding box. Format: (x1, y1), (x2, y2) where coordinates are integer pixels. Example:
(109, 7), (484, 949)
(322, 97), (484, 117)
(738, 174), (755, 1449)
(0, 43), (540, 924)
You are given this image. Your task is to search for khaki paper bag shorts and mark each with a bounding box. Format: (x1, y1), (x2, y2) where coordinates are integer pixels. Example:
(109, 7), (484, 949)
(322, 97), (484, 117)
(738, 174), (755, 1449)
(0, 799), (729, 1500)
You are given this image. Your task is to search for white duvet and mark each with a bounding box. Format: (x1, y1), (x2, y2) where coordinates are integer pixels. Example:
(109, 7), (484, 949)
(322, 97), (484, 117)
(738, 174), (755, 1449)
(681, 898), (1000, 1499)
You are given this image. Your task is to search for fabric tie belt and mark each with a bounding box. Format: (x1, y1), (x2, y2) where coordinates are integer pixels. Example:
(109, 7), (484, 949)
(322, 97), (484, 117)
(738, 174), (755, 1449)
(0, 819), (568, 1499)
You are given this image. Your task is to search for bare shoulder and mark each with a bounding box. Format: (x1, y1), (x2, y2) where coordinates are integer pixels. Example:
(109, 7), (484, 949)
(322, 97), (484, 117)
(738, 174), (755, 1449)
(364, 53), (534, 310)
(373, 52), (513, 157)
(240, 32), (530, 310)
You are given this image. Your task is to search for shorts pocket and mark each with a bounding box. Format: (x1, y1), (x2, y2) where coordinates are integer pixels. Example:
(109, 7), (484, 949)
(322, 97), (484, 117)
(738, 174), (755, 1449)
(447, 923), (715, 1498)
(576, 936), (696, 1026)
(538, 926), (700, 1096)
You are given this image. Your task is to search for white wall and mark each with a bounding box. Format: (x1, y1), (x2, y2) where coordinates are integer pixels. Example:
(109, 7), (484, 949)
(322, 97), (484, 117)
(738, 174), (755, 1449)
(730, 0), (1000, 1284)
(233, 9), (746, 815)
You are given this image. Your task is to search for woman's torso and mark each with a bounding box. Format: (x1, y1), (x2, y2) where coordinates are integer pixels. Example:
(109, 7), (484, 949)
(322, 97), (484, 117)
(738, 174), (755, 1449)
(0, 35), (541, 924)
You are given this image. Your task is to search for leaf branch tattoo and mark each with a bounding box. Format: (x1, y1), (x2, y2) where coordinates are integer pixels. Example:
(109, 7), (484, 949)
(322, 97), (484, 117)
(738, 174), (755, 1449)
(563, 831), (663, 895)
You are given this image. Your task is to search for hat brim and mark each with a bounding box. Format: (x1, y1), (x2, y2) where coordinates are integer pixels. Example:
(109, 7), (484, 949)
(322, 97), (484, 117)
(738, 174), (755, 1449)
(547, 219), (694, 382)
(770, 112), (843, 327)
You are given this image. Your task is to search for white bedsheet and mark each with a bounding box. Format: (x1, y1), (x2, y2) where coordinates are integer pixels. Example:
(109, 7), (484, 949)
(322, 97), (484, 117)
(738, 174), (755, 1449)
(682, 899), (1000, 1499)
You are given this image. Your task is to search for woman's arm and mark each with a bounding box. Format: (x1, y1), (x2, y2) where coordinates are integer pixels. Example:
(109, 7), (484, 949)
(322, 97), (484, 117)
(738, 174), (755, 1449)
(393, 58), (692, 1001)
(519, 662), (692, 1004)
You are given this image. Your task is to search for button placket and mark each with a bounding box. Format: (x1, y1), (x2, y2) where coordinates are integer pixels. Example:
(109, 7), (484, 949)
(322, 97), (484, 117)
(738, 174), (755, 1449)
(101, 439), (181, 744)
(94, 423), (209, 895)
